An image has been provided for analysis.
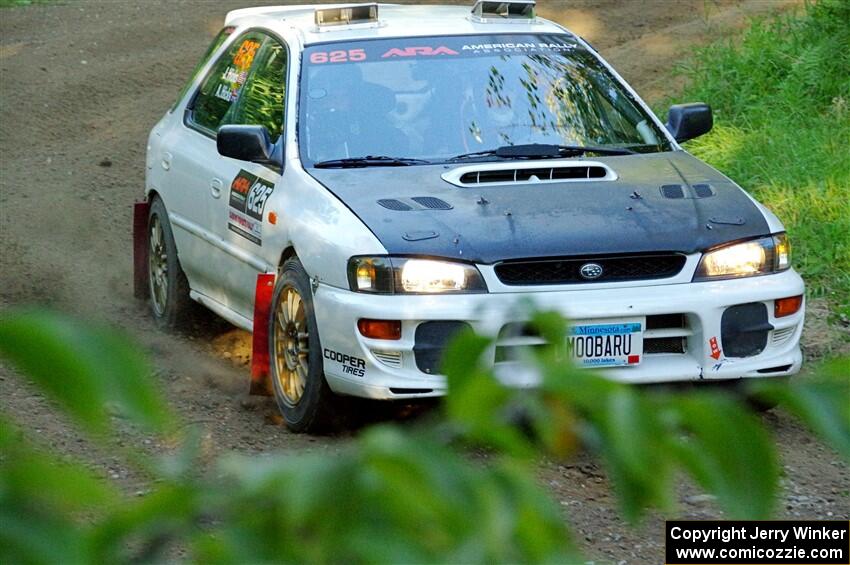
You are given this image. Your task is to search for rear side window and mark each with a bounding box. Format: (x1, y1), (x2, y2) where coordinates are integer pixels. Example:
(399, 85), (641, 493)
(171, 26), (234, 112)
(189, 31), (287, 139)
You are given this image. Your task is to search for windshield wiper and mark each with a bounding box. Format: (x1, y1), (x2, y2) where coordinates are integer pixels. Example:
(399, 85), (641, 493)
(313, 155), (432, 168)
(448, 143), (635, 162)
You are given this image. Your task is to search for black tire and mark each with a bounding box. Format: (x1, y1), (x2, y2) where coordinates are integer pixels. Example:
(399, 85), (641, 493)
(268, 257), (339, 433)
(709, 377), (787, 412)
(147, 197), (192, 330)
(745, 377), (790, 412)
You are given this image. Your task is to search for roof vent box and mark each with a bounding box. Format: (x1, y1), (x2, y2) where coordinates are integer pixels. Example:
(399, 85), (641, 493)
(470, 0), (536, 22)
(314, 3), (379, 26)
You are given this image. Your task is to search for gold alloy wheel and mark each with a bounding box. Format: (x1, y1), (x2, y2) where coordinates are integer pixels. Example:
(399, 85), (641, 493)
(148, 216), (168, 316)
(273, 286), (309, 404)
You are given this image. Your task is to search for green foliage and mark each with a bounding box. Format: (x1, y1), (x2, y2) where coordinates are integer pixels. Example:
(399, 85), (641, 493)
(1, 309), (848, 563)
(0, 0), (58, 7)
(668, 0), (850, 316)
(0, 310), (174, 436)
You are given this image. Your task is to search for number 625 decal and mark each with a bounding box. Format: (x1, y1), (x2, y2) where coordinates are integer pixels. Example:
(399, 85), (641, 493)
(309, 49), (367, 64)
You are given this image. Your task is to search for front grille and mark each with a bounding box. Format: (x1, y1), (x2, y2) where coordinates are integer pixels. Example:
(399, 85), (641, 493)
(495, 254), (686, 285)
(644, 314), (689, 355)
(495, 322), (547, 363)
(644, 336), (686, 354)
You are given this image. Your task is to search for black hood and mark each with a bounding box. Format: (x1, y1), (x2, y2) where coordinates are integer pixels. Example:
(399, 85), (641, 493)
(309, 151), (769, 264)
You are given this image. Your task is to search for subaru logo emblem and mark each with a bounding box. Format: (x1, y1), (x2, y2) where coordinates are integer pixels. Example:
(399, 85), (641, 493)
(579, 263), (604, 280)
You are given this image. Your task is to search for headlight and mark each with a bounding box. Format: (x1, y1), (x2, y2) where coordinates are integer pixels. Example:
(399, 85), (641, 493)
(694, 233), (790, 281)
(347, 256), (488, 294)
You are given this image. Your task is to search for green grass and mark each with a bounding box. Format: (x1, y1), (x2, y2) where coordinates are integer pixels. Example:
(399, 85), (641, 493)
(668, 0), (850, 319)
(0, 0), (59, 7)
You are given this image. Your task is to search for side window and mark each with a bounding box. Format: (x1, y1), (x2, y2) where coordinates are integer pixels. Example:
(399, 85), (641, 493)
(190, 32), (266, 132)
(189, 31), (287, 139)
(171, 26), (234, 112)
(224, 39), (287, 139)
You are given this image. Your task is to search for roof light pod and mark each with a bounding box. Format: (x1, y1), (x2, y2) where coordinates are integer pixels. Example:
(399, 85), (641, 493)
(314, 3), (379, 26)
(470, 0), (536, 22)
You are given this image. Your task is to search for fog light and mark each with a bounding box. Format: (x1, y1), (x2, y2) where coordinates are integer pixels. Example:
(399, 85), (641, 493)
(774, 295), (803, 318)
(358, 319), (402, 340)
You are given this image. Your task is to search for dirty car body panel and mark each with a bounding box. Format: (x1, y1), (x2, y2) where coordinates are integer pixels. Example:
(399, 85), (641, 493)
(143, 3), (804, 412)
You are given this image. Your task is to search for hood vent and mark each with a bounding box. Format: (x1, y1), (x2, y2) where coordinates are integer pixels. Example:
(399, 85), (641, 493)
(442, 160), (616, 188)
(660, 183), (716, 199)
(693, 184), (715, 198)
(378, 197), (453, 211)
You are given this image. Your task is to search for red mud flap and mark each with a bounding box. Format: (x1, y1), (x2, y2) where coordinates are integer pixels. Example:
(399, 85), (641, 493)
(133, 201), (150, 299)
(250, 273), (275, 396)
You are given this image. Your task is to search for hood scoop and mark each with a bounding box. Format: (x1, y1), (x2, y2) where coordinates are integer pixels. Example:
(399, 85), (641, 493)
(442, 160), (617, 188)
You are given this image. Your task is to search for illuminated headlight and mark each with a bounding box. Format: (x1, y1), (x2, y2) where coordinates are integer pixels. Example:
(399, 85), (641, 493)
(694, 233), (791, 281)
(347, 256), (487, 294)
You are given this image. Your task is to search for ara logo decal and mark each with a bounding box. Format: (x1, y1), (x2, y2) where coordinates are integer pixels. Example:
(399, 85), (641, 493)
(381, 46), (459, 58)
(709, 336), (722, 360)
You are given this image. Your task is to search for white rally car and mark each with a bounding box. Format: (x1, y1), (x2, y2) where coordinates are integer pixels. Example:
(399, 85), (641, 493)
(136, 2), (805, 431)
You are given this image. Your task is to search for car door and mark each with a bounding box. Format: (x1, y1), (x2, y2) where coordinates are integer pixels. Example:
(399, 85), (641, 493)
(196, 31), (288, 319)
(204, 34), (288, 319)
(163, 30), (284, 316)
(151, 27), (237, 302)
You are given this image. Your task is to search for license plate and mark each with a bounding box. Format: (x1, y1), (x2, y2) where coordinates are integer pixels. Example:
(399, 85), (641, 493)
(567, 318), (644, 368)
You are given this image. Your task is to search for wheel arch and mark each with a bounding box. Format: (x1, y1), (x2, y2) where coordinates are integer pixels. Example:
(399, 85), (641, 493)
(277, 245), (299, 270)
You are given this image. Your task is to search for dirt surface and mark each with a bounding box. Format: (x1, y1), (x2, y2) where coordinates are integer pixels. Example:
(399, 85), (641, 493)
(1, 0), (846, 562)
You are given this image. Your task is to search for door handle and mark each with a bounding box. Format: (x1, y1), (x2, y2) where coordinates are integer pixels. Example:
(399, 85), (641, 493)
(210, 178), (223, 199)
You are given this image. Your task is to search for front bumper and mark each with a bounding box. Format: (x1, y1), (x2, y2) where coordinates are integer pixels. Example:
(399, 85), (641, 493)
(313, 269), (805, 399)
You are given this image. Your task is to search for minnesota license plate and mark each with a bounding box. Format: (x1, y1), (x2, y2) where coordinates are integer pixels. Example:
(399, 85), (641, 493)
(567, 318), (644, 368)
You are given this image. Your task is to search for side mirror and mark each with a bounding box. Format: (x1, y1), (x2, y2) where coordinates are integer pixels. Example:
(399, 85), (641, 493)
(217, 125), (276, 164)
(665, 103), (713, 143)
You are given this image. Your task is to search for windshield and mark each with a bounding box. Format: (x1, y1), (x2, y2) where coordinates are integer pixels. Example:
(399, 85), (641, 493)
(299, 34), (672, 165)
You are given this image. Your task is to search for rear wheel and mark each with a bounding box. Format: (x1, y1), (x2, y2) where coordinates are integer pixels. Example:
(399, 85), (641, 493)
(269, 258), (339, 432)
(147, 197), (192, 329)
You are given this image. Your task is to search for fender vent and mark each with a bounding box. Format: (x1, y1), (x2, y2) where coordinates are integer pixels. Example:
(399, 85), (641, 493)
(442, 161), (616, 187)
(378, 197), (453, 211)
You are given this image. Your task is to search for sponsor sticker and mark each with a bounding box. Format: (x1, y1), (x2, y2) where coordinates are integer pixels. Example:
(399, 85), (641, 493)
(228, 170), (274, 246)
(324, 349), (366, 377)
(303, 34), (581, 66)
(709, 336), (722, 360)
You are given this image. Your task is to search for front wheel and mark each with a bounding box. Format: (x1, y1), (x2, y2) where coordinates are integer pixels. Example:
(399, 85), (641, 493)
(268, 258), (340, 432)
